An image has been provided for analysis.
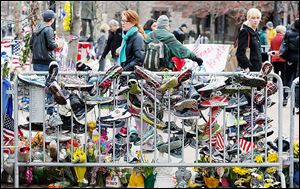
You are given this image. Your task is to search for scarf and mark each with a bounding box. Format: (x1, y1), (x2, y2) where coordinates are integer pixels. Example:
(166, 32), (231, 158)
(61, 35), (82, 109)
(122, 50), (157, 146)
(119, 26), (138, 64)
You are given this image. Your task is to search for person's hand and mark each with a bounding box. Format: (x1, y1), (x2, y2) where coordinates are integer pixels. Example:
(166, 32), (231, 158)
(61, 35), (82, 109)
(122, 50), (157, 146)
(116, 47), (120, 56)
(268, 51), (279, 56)
(243, 67), (250, 73)
(56, 40), (64, 49)
(195, 57), (203, 66)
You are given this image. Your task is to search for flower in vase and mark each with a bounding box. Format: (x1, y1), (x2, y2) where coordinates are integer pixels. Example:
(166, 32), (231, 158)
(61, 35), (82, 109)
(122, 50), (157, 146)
(255, 155), (264, 163)
(267, 150), (278, 163)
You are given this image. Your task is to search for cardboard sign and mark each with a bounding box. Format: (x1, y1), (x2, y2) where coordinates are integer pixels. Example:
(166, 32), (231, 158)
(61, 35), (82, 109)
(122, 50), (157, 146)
(184, 44), (231, 72)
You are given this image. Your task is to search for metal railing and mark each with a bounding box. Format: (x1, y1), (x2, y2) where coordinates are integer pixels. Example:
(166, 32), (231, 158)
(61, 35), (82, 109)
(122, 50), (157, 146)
(1, 71), (286, 188)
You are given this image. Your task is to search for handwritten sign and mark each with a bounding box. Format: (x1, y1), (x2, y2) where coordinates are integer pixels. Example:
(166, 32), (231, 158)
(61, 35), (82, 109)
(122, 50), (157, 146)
(184, 44), (231, 72)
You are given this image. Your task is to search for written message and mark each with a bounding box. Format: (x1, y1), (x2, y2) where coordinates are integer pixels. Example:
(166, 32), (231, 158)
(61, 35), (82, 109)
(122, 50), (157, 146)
(184, 44), (231, 72)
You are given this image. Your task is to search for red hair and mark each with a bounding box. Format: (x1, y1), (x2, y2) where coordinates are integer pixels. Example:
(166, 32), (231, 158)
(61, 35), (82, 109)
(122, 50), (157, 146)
(122, 10), (146, 39)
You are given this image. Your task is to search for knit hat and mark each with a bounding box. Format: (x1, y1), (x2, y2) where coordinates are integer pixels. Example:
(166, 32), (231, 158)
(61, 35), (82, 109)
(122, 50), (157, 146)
(157, 15), (170, 29)
(266, 21), (273, 28)
(42, 10), (56, 21)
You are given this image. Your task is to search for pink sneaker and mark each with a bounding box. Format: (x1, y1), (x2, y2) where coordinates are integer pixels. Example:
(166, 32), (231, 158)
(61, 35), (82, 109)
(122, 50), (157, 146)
(119, 127), (127, 137)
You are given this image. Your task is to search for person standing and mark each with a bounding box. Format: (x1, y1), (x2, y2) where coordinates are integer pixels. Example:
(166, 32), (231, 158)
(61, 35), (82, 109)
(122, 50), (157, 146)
(81, 1), (96, 42)
(143, 18), (157, 36)
(30, 10), (61, 71)
(268, 25), (286, 83)
(145, 15), (203, 71)
(100, 19), (123, 65)
(173, 24), (188, 44)
(266, 21), (277, 45)
(96, 26), (108, 71)
(236, 8), (263, 72)
(118, 10), (145, 71)
(259, 26), (269, 46)
(280, 18), (299, 106)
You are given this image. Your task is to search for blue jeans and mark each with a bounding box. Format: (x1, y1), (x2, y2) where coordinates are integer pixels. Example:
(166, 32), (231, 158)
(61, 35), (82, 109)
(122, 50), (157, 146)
(33, 64), (49, 71)
(33, 63), (55, 114)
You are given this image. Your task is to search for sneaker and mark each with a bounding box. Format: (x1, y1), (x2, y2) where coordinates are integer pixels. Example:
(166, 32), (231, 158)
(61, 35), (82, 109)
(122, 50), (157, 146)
(198, 122), (221, 141)
(19, 123), (44, 131)
(119, 127), (128, 137)
(158, 76), (179, 93)
(134, 65), (162, 88)
(258, 61), (273, 79)
(134, 127), (154, 145)
(174, 99), (198, 112)
(48, 113), (63, 128)
(226, 127), (237, 137)
(100, 108), (131, 122)
(128, 74), (141, 95)
(173, 109), (201, 118)
(163, 121), (183, 134)
(187, 85), (201, 100)
(99, 64), (123, 88)
(170, 147), (182, 158)
(83, 93), (114, 105)
(254, 82), (278, 105)
(197, 80), (226, 97)
(139, 108), (166, 129)
(243, 124), (274, 139)
(200, 95), (228, 107)
(221, 82), (252, 95)
(177, 69), (192, 84)
(48, 81), (67, 105)
(60, 76), (94, 91)
(156, 139), (182, 153)
(226, 95), (248, 109)
(18, 74), (46, 87)
(98, 119), (126, 128)
(233, 72), (266, 88)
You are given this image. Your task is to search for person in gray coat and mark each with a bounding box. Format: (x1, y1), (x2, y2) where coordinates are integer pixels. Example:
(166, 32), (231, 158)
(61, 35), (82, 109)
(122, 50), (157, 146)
(81, 1), (96, 41)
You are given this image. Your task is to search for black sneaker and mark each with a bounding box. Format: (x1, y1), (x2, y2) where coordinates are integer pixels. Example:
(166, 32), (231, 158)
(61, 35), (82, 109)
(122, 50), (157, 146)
(163, 121), (183, 134)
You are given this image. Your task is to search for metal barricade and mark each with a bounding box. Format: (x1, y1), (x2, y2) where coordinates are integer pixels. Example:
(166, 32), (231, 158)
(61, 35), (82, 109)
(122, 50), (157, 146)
(289, 77), (299, 188)
(4, 71), (287, 188)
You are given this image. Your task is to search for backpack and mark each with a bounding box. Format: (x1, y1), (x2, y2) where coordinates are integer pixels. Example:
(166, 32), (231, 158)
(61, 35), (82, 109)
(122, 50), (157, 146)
(143, 32), (165, 71)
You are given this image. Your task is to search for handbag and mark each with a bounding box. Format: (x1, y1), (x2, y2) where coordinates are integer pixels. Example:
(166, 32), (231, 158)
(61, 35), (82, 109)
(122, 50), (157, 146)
(225, 32), (250, 71)
(279, 39), (289, 59)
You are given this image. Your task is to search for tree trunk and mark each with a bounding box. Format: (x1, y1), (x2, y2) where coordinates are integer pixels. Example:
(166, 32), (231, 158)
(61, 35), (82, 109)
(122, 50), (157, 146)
(210, 12), (215, 43)
(30, 1), (43, 32)
(66, 1), (81, 65)
(283, 1), (288, 26)
(221, 14), (225, 44)
(273, 1), (281, 26)
(14, 1), (21, 38)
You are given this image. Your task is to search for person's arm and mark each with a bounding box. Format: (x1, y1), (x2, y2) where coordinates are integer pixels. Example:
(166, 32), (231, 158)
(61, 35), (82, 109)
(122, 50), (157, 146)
(44, 28), (58, 51)
(123, 35), (145, 71)
(166, 35), (203, 66)
(236, 29), (252, 70)
(101, 34), (112, 59)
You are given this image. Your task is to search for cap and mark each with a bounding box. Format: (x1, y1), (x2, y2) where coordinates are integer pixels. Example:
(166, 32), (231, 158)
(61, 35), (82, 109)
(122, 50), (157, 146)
(157, 15), (170, 29)
(180, 24), (188, 28)
(266, 21), (273, 28)
(42, 10), (56, 21)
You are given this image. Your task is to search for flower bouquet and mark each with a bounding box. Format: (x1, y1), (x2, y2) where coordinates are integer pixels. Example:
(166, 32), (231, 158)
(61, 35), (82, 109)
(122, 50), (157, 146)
(136, 150), (156, 188)
(71, 147), (87, 187)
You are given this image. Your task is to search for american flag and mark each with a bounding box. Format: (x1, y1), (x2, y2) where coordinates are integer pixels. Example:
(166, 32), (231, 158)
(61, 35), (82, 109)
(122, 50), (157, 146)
(12, 40), (22, 56)
(212, 132), (257, 153)
(3, 113), (24, 154)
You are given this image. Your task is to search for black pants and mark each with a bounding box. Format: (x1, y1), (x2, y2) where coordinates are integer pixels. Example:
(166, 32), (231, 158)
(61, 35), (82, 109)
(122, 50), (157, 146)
(283, 61), (298, 99)
(81, 19), (94, 37)
(272, 61), (286, 83)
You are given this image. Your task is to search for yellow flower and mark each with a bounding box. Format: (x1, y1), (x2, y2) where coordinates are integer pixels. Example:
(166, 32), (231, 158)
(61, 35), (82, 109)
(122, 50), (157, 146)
(232, 167), (248, 176)
(63, 1), (72, 31)
(257, 175), (263, 180)
(263, 183), (272, 188)
(255, 155), (264, 163)
(294, 141), (299, 158)
(267, 151), (278, 162)
(266, 167), (278, 174)
(245, 175), (252, 183)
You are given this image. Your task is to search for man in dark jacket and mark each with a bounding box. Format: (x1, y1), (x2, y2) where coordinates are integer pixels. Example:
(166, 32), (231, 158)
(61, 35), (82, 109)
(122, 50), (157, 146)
(30, 10), (59, 71)
(173, 24), (188, 44)
(145, 15), (203, 70)
(280, 18), (299, 106)
(100, 19), (123, 64)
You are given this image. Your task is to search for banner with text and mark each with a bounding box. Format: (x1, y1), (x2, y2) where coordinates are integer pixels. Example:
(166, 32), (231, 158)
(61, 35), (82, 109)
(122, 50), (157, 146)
(184, 44), (231, 72)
